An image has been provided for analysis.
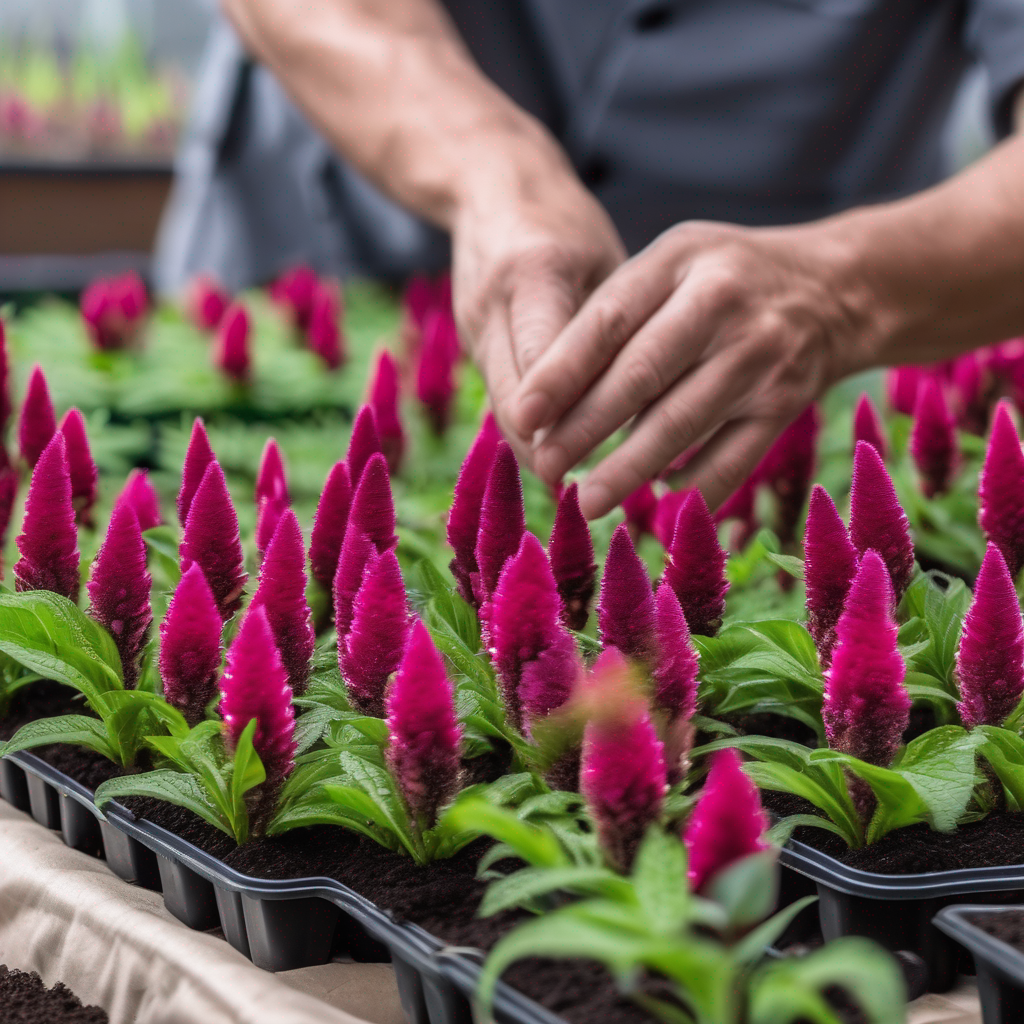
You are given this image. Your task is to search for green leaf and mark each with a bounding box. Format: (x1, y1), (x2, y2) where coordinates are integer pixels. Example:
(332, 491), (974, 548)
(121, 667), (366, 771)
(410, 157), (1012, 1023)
(976, 726), (1024, 808)
(632, 828), (690, 935)
(763, 552), (805, 580)
(0, 715), (115, 761)
(766, 814), (852, 846)
(229, 719), (266, 844)
(705, 849), (779, 929)
(478, 865), (631, 917)
(441, 797), (567, 868)
(733, 895), (819, 965)
(142, 526), (183, 585)
(94, 770), (234, 838)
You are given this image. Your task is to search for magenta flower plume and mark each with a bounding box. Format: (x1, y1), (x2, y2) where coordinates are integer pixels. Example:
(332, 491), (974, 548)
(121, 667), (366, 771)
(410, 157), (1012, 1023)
(186, 274), (229, 331)
(214, 303), (251, 383)
(759, 405), (819, 545)
(113, 271), (149, 325)
(804, 485), (859, 668)
(853, 392), (888, 461)
(403, 275), (436, 335)
(178, 417), (216, 527)
(270, 264), (317, 331)
(179, 461), (248, 619)
(715, 477), (758, 551)
(823, 550), (910, 768)
(14, 434), (80, 602)
(255, 438), (290, 558)
(415, 310), (457, 434)
(491, 532), (579, 729)
(598, 523), (657, 663)
(447, 413), (501, 606)
(683, 749), (770, 892)
(219, 604), (296, 789)
(347, 405), (383, 487)
(622, 482), (659, 539)
(118, 469), (162, 533)
(307, 282), (346, 370)
(580, 649), (667, 869)
(663, 489), (729, 637)
(332, 453), (398, 640)
(653, 488), (688, 548)
(652, 583), (699, 723)
(249, 510), (315, 695)
(18, 364), (57, 470)
(0, 317), (11, 433)
(58, 409), (98, 527)
(368, 350), (405, 474)
(80, 279), (118, 351)
(0, 455), (18, 579)
(342, 548), (410, 717)
(887, 365), (925, 416)
(160, 564), (223, 725)
(386, 619), (462, 826)
(87, 497), (152, 688)
(979, 402), (1024, 579)
(951, 353), (992, 435)
(474, 441), (526, 610)
(548, 483), (597, 632)
(910, 378), (959, 498)
(309, 460), (352, 592)
(956, 544), (1024, 728)
(849, 440), (914, 604)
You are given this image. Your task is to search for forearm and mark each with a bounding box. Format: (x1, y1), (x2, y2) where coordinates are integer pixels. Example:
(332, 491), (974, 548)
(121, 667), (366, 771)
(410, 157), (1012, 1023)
(219, 0), (576, 230)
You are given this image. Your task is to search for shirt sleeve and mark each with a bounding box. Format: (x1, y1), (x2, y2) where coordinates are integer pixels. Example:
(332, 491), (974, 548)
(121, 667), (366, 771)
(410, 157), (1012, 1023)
(965, 0), (1024, 135)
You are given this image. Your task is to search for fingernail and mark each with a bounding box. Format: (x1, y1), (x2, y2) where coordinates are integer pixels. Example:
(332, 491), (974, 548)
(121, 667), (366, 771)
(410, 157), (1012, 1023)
(515, 391), (552, 436)
(578, 480), (613, 520)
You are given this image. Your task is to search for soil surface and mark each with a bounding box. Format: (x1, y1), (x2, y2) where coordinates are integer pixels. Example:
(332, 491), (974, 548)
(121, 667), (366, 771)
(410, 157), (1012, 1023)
(967, 909), (1024, 953)
(0, 965), (108, 1024)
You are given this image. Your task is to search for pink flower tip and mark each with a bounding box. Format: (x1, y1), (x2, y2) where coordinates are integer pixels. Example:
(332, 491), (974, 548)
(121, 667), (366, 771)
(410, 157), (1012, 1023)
(18, 364), (57, 470)
(118, 469), (162, 533)
(186, 274), (230, 332)
(979, 401), (1024, 579)
(214, 303), (251, 383)
(178, 417), (216, 527)
(415, 309), (458, 434)
(270, 264), (318, 331)
(307, 281), (346, 370)
(309, 461), (353, 592)
(347, 405), (383, 487)
(622, 482), (659, 539)
(58, 408), (98, 528)
(758, 404), (820, 544)
(853, 392), (888, 461)
(598, 522), (657, 663)
(474, 440), (526, 610)
(368, 350), (405, 474)
(255, 438), (290, 558)
(548, 483), (597, 632)
(910, 378), (959, 498)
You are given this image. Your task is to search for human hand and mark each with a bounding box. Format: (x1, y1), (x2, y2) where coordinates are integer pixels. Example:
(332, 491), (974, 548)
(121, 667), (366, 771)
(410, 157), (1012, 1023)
(504, 220), (871, 518)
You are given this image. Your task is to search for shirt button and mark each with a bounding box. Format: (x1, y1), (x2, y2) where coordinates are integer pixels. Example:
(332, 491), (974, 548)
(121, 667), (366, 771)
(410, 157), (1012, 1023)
(634, 4), (674, 31)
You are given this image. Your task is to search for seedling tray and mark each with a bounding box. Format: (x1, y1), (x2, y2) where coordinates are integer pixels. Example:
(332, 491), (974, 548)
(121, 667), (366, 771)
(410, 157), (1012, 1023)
(934, 905), (1024, 1024)
(781, 836), (1024, 993)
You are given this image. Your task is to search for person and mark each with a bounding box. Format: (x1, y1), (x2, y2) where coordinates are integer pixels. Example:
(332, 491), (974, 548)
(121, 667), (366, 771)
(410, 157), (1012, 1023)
(161, 0), (1024, 518)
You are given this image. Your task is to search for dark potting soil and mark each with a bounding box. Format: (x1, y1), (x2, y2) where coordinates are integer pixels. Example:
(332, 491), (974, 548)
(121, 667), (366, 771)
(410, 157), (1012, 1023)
(966, 908), (1024, 953)
(0, 680), (90, 743)
(0, 965), (108, 1024)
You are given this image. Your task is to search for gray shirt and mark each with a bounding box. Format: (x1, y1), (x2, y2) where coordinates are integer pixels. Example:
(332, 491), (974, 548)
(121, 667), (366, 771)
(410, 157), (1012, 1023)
(154, 0), (1024, 294)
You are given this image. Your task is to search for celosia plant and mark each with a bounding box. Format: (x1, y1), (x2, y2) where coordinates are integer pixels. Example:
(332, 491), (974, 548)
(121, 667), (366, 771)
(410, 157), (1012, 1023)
(57, 408), (98, 527)
(118, 469), (162, 532)
(0, 451), (17, 578)
(255, 438), (290, 558)
(910, 377), (959, 497)
(598, 523), (656, 663)
(307, 281), (345, 370)
(80, 272), (148, 350)
(18, 364), (56, 470)
(853, 391), (887, 460)
(547, 483), (597, 631)
(758, 404), (819, 546)
(979, 401), (1024, 579)
(214, 303), (251, 383)
(0, 317), (11, 433)
(270, 264), (317, 330)
(178, 417), (216, 526)
(308, 460), (352, 593)
(186, 274), (229, 331)
(368, 350), (405, 474)
(621, 481), (658, 539)
(474, 440), (526, 613)
(663, 489), (728, 637)
(652, 583), (699, 780)
(346, 405), (382, 486)
(416, 309), (458, 434)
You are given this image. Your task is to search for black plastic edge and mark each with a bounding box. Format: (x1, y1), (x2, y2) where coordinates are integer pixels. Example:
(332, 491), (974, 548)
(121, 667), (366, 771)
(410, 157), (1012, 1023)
(935, 905), (1024, 985)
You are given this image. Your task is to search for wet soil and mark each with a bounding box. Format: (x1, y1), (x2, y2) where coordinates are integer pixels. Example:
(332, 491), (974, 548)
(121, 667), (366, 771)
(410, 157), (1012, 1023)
(0, 965), (108, 1024)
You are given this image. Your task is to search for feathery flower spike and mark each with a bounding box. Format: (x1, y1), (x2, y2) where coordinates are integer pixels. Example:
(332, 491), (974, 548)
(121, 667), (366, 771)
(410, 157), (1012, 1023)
(309, 461), (352, 592)
(14, 433), (79, 602)
(118, 469), (162, 533)
(663, 489), (729, 637)
(823, 550), (910, 768)
(179, 461), (248, 619)
(178, 418), (216, 527)
(684, 749), (770, 892)
(849, 440), (914, 603)
(956, 544), (1024, 728)
(346, 405), (382, 487)
(598, 523), (657, 663)
(270, 264), (317, 331)
(18, 364), (56, 470)
(910, 377), (959, 498)
(0, 453), (17, 579)
(386, 619), (462, 827)
(853, 392), (887, 461)
(548, 483), (597, 632)
(187, 274), (229, 331)
(58, 409), (98, 528)
(249, 510), (315, 695)
(368, 350), (405, 474)
(415, 309), (457, 434)
(652, 583), (699, 782)
(342, 549), (410, 717)
(759, 404), (819, 545)
(255, 438), (290, 559)
(622, 482), (659, 539)
(87, 497), (152, 688)
(160, 563), (223, 725)
(0, 317), (11, 433)
(951, 353), (992, 435)
(979, 401), (1024, 579)
(474, 440), (526, 610)
(214, 303), (251, 383)
(447, 413), (500, 606)
(307, 281), (346, 370)
(887, 365), (925, 416)
(715, 477), (759, 552)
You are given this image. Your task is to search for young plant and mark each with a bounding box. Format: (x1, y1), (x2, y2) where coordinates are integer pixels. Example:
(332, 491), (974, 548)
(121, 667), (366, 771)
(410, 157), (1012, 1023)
(416, 308), (457, 434)
(18, 364), (56, 470)
(621, 481), (659, 539)
(214, 303), (251, 383)
(368, 349), (405, 474)
(307, 281), (346, 370)
(474, 440), (526, 615)
(186, 273), (229, 331)
(598, 523), (656, 663)
(57, 408), (98, 528)
(346, 404), (383, 487)
(853, 392), (887, 460)
(910, 377), (959, 498)
(757, 404), (819, 548)
(254, 438), (290, 558)
(547, 482), (597, 632)
(308, 460), (352, 593)
(652, 582), (700, 780)
(979, 401), (1024, 579)
(118, 469), (162, 532)
(271, 264), (317, 330)
(177, 417), (216, 527)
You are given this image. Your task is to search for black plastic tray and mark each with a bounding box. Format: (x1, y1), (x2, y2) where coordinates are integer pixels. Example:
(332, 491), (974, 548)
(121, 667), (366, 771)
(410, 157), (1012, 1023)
(0, 751), (564, 1024)
(780, 836), (1024, 992)
(934, 905), (1024, 1023)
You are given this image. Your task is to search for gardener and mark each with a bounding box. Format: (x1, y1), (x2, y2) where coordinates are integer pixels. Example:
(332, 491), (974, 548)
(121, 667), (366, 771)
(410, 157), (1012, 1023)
(159, 0), (1024, 519)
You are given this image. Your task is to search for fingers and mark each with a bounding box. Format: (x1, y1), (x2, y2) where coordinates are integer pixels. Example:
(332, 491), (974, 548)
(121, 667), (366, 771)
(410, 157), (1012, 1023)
(475, 309), (534, 465)
(507, 275), (581, 381)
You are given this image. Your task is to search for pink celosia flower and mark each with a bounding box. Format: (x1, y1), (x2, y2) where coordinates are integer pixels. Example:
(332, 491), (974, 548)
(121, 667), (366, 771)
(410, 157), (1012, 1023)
(887, 366), (926, 416)
(14, 434), (80, 603)
(342, 548), (410, 717)
(598, 523), (657, 663)
(580, 649), (667, 869)
(683, 749), (770, 892)
(87, 497), (152, 688)
(346, 405), (383, 488)
(178, 418), (216, 527)
(57, 409), (98, 528)
(368, 350), (405, 474)
(270, 264), (317, 331)
(447, 413), (501, 606)
(186, 274), (229, 332)
(622, 482), (659, 539)
(255, 438), (290, 559)
(403, 275), (437, 335)
(804, 485), (859, 668)
(517, 630), (580, 733)
(160, 563), (223, 725)
(823, 550), (910, 768)
(249, 510), (315, 695)
(0, 452), (18, 579)
(653, 487), (688, 548)
(309, 461), (352, 592)
(950, 353), (993, 435)
(663, 489), (729, 637)
(18, 364), (57, 470)
(474, 441), (526, 611)
(113, 271), (148, 325)
(0, 317), (11, 433)
(179, 462), (248, 619)
(714, 477), (759, 552)
(118, 469), (162, 533)
(910, 378), (959, 498)
(956, 544), (1024, 728)
(307, 281), (346, 370)
(849, 441), (914, 603)
(652, 583), (699, 724)
(219, 605), (296, 789)
(979, 401), (1024, 579)
(758, 405), (819, 545)
(548, 483), (597, 632)
(332, 453), (398, 640)
(415, 309), (458, 434)
(386, 618), (462, 826)
(853, 392), (887, 461)
(214, 303), (251, 383)
(81, 274), (148, 351)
